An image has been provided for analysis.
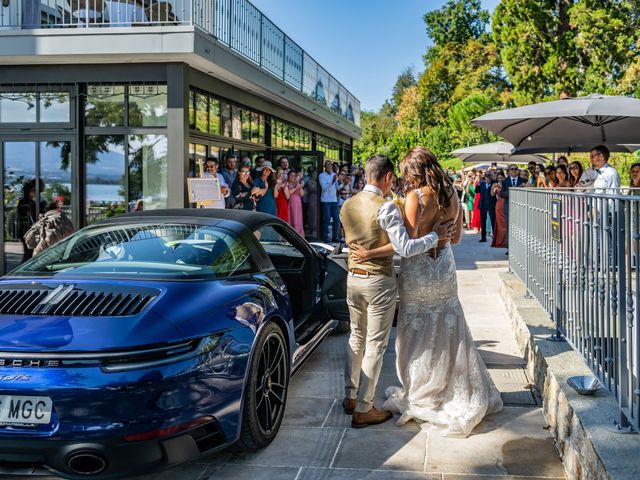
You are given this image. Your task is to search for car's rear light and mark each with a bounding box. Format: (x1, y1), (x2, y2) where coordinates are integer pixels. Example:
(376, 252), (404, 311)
(101, 334), (221, 372)
(123, 416), (214, 442)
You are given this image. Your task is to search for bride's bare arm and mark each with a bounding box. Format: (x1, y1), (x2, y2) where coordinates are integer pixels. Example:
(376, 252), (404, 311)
(403, 190), (421, 238)
(349, 242), (394, 263)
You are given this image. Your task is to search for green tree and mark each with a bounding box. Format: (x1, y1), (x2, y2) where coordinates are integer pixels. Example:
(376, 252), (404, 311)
(391, 67), (417, 112)
(424, 0), (489, 48)
(493, 0), (639, 104)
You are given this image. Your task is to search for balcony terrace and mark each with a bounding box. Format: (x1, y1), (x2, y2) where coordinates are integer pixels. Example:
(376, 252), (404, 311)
(0, 0), (360, 137)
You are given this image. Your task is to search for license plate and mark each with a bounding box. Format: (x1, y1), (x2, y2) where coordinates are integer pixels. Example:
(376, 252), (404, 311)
(0, 395), (53, 425)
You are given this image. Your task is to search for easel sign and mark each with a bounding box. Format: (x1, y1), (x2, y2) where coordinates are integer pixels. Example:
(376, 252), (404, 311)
(187, 177), (222, 208)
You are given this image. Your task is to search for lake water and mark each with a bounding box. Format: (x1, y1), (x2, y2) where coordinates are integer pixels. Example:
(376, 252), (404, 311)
(62, 183), (122, 202)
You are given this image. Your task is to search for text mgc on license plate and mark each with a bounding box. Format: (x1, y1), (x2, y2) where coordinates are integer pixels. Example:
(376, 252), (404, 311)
(0, 395), (53, 425)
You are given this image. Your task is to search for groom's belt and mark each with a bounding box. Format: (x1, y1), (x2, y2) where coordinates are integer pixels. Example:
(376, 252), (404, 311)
(348, 268), (370, 276)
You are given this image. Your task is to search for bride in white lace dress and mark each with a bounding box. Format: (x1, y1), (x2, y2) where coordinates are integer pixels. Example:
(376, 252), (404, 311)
(351, 147), (502, 437)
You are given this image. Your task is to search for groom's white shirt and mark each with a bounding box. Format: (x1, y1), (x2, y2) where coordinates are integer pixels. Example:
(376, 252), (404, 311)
(363, 184), (439, 258)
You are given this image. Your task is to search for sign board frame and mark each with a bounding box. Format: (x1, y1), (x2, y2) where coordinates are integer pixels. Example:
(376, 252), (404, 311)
(187, 177), (222, 204)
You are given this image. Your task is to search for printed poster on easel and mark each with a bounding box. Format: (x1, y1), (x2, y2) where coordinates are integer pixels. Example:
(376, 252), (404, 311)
(187, 178), (222, 208)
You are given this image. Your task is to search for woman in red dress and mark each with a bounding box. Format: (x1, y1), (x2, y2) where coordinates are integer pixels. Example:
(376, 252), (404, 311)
(470, 171), (483, 232)
(491, 171), (507, 248)
(274, 168), (290, 222)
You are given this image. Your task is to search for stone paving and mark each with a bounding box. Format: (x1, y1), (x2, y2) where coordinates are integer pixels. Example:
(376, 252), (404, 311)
(129, 231), (567, 480)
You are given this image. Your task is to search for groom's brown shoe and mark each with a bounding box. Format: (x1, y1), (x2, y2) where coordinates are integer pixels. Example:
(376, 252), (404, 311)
(342, 398), (356, 415)
(351, 407), (393, 428)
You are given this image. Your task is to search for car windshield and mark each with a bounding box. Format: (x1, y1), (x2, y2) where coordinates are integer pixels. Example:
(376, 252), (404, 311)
(10, 222), (254, 280)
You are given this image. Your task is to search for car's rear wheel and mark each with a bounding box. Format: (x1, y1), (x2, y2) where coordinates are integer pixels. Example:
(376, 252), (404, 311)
(238, 322), (289, 450)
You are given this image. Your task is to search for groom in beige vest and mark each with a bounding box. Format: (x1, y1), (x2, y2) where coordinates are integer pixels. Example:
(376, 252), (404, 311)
(340, 155), (454, 428)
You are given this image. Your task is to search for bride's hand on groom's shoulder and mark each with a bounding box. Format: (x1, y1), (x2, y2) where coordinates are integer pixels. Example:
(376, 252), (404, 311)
(349, 243), (370, 263)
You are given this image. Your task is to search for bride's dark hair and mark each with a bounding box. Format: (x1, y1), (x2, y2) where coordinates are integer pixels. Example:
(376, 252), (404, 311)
(401, 146), (454, 211)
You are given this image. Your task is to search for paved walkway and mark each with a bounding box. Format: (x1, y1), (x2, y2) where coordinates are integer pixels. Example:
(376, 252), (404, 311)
(134, 231), (566, 480)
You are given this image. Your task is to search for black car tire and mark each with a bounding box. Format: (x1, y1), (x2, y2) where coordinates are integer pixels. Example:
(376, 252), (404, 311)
(238, 322), (289, 450)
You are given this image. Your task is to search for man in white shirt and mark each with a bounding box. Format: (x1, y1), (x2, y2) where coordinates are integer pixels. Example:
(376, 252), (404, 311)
(202, 158), (230, 209)
(339, 155), (455, 427)
(319, 160), (341, 242)
(578, 145), (621, 193)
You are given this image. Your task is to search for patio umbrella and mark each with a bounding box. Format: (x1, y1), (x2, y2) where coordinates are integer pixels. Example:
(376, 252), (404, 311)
(471, 94), (640, 153)
(451, 141), (549, 163)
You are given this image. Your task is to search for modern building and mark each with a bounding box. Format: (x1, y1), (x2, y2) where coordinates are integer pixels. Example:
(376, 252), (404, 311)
(0, 0), (361, 273)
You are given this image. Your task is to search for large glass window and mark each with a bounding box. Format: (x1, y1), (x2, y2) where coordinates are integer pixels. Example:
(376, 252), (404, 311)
(85, 85), (126, 127)
(195, 92), (208, 133)
(128, 85), (168, 127)
(85, 135), (126, 224)
(231, 105), (242, 139)
(188, 143), (208, 178)
(0, 93), (37, 123)
(189, 90), (196, 129)
(209, 98), (221, 135)
(221, 100), (232, 138)
(128, 134), (168, 211)
(271, 118), (312, 151)
(317, 135), (341, 161)
(3, 140), (73, 273)
(241, 108), (251, 141)
(188, 88), (266, 145)
(39, 93), (71, 123)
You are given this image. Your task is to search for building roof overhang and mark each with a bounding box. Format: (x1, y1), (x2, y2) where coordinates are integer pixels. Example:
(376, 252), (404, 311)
(0, 26), (361, 140)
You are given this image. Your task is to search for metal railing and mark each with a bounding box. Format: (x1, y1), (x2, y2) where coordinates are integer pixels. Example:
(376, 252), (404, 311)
(510, 187), (640, 432)
(0, 0), (361, 126)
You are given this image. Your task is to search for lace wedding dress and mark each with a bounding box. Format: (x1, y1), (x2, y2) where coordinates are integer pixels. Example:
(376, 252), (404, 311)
(383, 193), (503, 437)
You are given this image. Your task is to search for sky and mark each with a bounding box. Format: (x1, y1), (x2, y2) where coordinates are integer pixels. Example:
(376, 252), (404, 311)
(251, 0), (500, 112)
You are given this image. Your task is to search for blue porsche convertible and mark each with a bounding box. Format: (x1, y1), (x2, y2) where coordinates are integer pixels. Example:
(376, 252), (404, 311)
(0, 209), (349, 478)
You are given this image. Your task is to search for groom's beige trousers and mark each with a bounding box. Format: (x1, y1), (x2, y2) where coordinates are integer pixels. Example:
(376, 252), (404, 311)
(345, 272), (397, 413)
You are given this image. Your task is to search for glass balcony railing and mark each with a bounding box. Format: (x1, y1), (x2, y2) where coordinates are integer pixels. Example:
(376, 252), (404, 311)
(0, 0), (361, 126)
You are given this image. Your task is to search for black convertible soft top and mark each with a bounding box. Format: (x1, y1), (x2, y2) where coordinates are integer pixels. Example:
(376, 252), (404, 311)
(101, 208), (291, 235)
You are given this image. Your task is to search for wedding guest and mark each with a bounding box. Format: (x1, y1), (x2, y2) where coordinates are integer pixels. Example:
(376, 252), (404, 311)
(287, 170), (305, 236)
(279, 157), (290, 176)
(568, 161), (583, 187)
(630, 163), (640, 188)
(519, 169), (530, 184)
(337, 172), (352, 207)
(557, 156), (568, 167)
(500, 164), (525, 251)
(470, 171), (483, 233)
(555, 164), (571, 188)
(274, 168), (290, 222)
(527, 161), (537, 185)
(580, 145), (620, 192)
(305, 168), (319, 238)
(535, 164), (547, 188)
(202, 158), (229, 209)
(251, 156), (265, 179)
(464, 172), (476, 229)
(221, 154), (238, 208)
(232, 165), (260, 211)
(477, 172), (494, 243)
(352, 177), (365, 195)
(544, 165), (557, 187)
(491, 171), (507, 248)
(221, 154), (237, 188)
(319, 160), (341, 243)
(254, 161), (276, 215)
